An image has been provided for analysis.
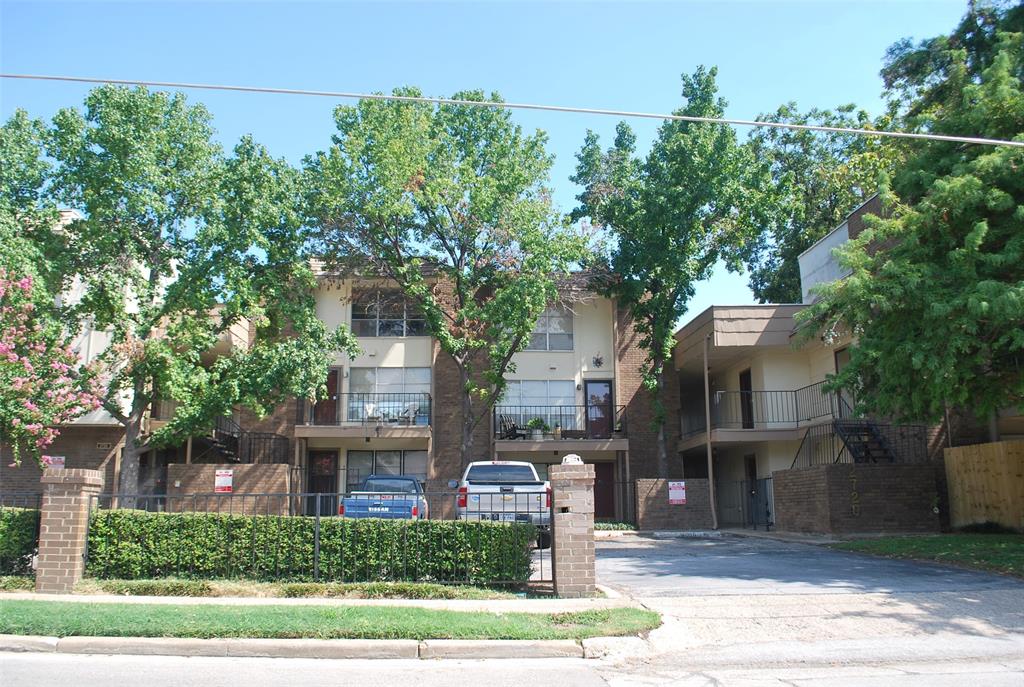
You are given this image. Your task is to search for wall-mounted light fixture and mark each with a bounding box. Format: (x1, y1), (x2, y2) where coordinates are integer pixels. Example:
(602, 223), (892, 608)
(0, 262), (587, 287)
(576, 383), (582, 390)
(592, 353), (604, 368)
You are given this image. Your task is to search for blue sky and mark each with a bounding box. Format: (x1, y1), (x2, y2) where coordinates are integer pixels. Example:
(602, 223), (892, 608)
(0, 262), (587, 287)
(1, 0), (966, 325)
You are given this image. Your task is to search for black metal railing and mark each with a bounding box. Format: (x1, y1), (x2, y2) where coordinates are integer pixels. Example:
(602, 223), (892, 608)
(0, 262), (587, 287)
(0, 493), (42, 576)
(84, 490), (552, 586)
(493, 404), (627, 439)
(681, 381), (847, 438)
(300, 393), (432, 427)
(790, 419), (930, 469)
(716, 478), (774, 531)
(192, 415), (289, 465)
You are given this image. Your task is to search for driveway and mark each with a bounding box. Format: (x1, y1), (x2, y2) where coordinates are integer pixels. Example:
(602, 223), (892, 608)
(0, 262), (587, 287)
(594, 533), (1024, 681)
(596, 533), (1023, 597)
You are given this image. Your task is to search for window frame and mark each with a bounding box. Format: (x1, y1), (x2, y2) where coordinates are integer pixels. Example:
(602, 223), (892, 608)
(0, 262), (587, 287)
(524, 306), (574, 351)
(350, 289), (427, 338)
(345, 449), (429, 489)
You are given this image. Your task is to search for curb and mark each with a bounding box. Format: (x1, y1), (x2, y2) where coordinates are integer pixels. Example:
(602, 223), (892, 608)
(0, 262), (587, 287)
(0, 634), (604, 660)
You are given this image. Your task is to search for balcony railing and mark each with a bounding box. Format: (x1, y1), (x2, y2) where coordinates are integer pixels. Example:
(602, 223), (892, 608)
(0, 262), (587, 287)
(493, 404), (627, 440)
(300, 393), (432, 427)
(680, 381), (847, 438)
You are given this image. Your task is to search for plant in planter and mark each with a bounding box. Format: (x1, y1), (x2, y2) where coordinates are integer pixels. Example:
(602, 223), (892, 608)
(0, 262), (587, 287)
(526, 417), (549, 440)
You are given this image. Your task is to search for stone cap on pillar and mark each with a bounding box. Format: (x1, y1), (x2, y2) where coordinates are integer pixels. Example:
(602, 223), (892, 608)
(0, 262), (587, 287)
(41, 468), (105, 489)
(549, 463), (595, 484)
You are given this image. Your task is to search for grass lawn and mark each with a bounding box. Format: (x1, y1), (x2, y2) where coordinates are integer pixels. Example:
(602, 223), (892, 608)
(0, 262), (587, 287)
(0, 600), (660, 640)
(69, 579), (520, 600)
(832, 534), (1024, 578)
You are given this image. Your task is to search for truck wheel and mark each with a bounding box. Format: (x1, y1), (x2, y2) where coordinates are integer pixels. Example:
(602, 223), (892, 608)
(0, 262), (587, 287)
(536, 531), (552, 550)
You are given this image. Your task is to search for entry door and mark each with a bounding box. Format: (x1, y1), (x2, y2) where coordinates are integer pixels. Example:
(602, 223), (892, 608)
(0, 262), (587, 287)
(313, 368), (341, 424)
(594, 462), (615, 519)
(739, 369), (754, 429)
(307, 450), (338, 515)
(585, 380), (613, 439)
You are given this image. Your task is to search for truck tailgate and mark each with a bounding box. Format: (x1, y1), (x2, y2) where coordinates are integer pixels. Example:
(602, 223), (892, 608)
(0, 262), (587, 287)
(342, 494), (418, 519)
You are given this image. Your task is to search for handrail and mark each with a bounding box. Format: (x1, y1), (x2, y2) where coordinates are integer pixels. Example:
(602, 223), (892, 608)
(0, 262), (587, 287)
(493, 404), (626, 439)
(301, 392), (433, 426)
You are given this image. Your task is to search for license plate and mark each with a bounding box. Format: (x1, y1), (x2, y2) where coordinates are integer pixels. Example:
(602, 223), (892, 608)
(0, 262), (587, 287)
(490, 513), (517, 522)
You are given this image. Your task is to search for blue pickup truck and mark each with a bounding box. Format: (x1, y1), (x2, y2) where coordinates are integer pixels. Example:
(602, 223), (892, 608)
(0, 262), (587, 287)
(339, 476), (428, 519)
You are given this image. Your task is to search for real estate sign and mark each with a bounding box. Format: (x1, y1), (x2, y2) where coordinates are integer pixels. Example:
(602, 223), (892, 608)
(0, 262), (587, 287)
(668, 480), (686, 505)
(215, 469), (233, 493)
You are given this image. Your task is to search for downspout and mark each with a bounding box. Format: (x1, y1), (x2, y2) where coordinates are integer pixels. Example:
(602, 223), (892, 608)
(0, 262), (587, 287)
(703, 333), (719, 530)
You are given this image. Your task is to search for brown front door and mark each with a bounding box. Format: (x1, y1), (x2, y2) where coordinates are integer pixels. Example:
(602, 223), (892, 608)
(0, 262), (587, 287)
(313, 368), (340, 424)
(307, 450), (338, 515)
(594, 462), (615, 519)
(739, 369), (754, 429)
(585, 380), (613, 439)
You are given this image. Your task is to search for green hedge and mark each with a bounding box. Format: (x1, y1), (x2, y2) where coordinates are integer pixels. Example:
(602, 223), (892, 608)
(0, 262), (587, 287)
(86, 510), (535, 584)
(0, 507), (40, 576)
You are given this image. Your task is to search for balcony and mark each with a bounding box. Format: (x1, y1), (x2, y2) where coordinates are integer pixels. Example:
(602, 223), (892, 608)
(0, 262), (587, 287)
(296, 393), (432, 439)
(680, 381), (847, 443)
(493, 405), (626, 444)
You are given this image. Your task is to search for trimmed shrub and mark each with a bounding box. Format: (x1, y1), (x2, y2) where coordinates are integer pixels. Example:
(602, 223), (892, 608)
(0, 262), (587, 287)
(0, 507), (40, 576)
(86, 510), (535, 584)
(95, 579), (215, 597)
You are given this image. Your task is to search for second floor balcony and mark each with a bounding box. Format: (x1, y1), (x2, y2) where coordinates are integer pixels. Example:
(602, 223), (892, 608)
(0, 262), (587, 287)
(681, 381), (850, 438)
(299, 392), (432, 428)
(493, 404), (627, 441)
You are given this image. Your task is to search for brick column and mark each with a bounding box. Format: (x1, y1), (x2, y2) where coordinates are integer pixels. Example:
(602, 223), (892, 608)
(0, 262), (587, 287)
(550, 463), (596, 598)
(35, 468), (104, 593)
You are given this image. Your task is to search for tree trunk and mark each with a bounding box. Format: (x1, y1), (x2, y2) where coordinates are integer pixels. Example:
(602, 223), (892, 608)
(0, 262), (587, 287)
(459, 366), (476, 470)
(118, 380), (147, 501)
(655, 361), (668, 479)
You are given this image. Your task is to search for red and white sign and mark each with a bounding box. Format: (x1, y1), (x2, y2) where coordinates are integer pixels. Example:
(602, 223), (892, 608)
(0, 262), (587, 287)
(214, 469), (233, 493)
(668, 480), (687, 505)
(42, 455), (66, 470)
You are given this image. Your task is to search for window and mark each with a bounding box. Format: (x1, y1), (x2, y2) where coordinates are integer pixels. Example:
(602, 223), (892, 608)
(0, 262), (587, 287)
(498, 379), (578, 430)
(525, 306), (573, 351)
(348, 367), (431, 422)
(345, 450), (428, 489)
(350, 290), (427, 337)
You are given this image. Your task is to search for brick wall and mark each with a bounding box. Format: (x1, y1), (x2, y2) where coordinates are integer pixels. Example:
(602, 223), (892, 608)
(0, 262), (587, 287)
(773, 463), (941, 534)
(634, 478), (714, 530)
(615, 304), (683, 479)
(430, 342), (491, 483)
(1, 426), (122, 496)
(35, 468), (104, 593)
(166, 463), (291, 515)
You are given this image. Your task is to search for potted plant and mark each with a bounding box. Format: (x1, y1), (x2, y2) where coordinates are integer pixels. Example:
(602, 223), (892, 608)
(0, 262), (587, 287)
(526, 417), (549, 440)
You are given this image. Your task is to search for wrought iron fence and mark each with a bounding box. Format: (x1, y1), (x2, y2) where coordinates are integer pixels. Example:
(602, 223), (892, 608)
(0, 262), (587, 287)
(300, 393), (432, 426)
(84, 490), (552, 586)
(0, 492), (42, 576)
(791, 420), (931, 469)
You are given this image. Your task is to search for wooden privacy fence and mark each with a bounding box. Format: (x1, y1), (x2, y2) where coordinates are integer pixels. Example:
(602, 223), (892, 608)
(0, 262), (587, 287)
(944, 440), (1024, 530)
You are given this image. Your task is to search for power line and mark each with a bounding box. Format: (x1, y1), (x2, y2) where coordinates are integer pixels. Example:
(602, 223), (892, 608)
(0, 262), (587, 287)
(3, 72), (1023, 149)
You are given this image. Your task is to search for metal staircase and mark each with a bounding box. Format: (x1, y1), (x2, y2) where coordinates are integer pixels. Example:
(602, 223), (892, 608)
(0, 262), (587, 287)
(833, 418), (895, 464)
(194, 415), (289, 465)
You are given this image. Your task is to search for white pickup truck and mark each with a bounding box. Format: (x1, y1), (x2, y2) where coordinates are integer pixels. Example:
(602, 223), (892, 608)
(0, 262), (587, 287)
(456, 461), (552, 547)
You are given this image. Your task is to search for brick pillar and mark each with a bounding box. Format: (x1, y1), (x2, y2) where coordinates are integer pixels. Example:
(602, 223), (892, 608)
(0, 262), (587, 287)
(550, 463), (596, 598)
(35, 468), (104, 593)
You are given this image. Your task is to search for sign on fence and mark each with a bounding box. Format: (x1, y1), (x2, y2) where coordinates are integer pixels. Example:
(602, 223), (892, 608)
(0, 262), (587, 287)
(42, 455), (65, 470)
(668, 480), (687, 505)
(214, 469), (233, 493)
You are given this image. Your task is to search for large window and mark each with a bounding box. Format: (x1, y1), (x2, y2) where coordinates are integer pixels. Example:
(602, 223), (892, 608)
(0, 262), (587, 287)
(346, 450), (428, 489)
(348, 367), (431, 422)
(498, 379), (578, 430)
(525, 306), (573, 351)
(351, 290), (427, 337)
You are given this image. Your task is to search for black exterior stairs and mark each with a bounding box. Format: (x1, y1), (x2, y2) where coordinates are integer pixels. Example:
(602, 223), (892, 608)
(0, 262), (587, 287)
(194, 416), (289, 465)
(833, 418), (896, 463)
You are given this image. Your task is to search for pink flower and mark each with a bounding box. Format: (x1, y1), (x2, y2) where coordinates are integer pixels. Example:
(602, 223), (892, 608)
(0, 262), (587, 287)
(23, 400), (38, 412)
(11, 418), (21, 426)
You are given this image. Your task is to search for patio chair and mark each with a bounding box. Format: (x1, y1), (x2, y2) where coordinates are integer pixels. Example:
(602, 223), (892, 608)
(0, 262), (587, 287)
(498, 414), (527, 440)
(401, 401), (419, 425)
(363, 402), (381, 423)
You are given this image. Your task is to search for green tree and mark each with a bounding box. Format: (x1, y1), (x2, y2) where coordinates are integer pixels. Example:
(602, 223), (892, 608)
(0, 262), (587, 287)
(571, 67), (752, 478)
(800, 2), (1024, 424)
(1, 111), (100, 467)
(734, 104), (899, 303)
(306, 88), (585, 467)
(50, 86), (356, 494)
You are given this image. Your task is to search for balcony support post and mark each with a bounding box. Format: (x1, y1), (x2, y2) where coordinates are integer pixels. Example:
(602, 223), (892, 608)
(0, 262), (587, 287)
(703, 334), (719, 530)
